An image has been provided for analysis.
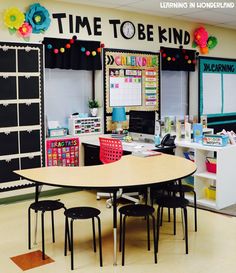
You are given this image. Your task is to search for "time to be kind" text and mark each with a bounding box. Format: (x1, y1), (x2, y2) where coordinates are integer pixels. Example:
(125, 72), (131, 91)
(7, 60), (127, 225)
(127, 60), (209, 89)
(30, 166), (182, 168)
(52, 13), (190, 45)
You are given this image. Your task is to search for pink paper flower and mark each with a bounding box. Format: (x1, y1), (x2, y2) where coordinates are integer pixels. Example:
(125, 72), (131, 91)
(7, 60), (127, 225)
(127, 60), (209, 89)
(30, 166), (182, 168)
(194, 27), (208, 48)
(17, 22), (32, 37)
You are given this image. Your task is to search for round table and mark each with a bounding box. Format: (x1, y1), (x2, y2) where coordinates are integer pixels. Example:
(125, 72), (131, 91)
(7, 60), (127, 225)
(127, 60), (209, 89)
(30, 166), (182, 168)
(15, 154), (196, 265)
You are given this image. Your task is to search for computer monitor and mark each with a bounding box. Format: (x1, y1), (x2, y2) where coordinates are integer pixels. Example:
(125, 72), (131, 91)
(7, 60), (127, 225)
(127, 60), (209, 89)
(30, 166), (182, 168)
(128, 110), (156, 142)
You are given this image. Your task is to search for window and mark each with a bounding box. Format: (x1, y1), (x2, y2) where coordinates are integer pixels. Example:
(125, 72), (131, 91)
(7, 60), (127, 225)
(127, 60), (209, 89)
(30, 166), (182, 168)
(45, 69), (92, 127)
(161, 71), (188, 119)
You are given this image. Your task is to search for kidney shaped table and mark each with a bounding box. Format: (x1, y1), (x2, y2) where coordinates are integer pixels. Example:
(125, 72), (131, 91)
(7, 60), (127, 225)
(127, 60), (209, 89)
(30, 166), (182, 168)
(15, 153), (196, 265)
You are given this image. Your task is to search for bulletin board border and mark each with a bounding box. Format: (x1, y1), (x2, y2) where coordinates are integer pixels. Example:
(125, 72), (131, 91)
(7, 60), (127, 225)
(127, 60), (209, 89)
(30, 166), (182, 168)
(103, 48), (160, 133)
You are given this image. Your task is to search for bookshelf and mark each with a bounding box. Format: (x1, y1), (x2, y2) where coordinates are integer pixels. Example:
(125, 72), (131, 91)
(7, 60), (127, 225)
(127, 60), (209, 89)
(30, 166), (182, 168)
(175, 140), (236, 210)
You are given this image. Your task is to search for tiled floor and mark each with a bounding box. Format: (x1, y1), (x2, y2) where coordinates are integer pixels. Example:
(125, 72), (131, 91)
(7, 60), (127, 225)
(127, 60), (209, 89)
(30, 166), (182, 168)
(1, 190), (236, 273)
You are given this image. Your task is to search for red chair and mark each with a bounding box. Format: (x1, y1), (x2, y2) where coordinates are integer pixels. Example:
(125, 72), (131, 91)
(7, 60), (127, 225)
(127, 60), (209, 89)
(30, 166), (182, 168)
(97, 137), (140, 207)
(99, 137), (123, 164)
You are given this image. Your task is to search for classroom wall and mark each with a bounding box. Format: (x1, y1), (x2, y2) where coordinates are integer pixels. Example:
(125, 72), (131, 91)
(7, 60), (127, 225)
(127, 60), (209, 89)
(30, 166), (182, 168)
(1, 0), (236, 117)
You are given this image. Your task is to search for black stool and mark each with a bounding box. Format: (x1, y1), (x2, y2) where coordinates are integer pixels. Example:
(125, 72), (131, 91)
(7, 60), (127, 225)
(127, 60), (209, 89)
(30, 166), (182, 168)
(64, 207), (102, 270)
(167, 184), (197, 231)
(28, 200), (66, 260)
(119, 204), (157, 266)
(155, 196), (189, 254)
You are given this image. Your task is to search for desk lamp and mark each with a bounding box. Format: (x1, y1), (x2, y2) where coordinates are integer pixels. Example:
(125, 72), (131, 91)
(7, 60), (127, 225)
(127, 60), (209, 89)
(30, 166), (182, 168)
(112, 107), (126, 132)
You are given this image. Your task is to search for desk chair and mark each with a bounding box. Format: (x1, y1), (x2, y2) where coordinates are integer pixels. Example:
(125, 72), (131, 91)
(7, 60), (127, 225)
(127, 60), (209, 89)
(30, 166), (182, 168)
(96, 137), (140, 207)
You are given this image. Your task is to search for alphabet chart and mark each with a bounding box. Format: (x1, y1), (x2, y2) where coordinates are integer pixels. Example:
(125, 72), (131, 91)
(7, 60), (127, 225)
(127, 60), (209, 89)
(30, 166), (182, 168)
(46, 137), (79, 166)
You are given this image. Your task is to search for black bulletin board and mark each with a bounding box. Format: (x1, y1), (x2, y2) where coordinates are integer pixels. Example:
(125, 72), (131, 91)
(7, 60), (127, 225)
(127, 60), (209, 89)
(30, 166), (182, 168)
(103, 48), (160, 133)
(0, 41), (45, 192)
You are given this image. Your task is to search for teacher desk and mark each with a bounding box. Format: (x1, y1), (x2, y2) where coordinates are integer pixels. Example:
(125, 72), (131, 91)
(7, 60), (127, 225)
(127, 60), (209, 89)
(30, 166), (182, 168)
(15, 153), (196, 265)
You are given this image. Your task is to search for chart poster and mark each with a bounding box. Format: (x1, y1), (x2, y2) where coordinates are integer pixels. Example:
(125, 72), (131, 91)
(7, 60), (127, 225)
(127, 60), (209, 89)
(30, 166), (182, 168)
(199, 57), (236, 131)
(46, 137), (79, 167)
(103, 48), (160, 132)
(109, 68), (142, 107)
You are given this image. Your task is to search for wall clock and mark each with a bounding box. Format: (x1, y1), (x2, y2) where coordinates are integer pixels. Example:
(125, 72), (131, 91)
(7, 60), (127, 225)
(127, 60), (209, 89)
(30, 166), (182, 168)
(121, 21), (135, 39)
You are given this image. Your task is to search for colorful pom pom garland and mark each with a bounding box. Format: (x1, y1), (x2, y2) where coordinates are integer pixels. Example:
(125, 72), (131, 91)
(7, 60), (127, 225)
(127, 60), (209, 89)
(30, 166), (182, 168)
(45, 36), (105, 57)
(160, 47), (196, 66)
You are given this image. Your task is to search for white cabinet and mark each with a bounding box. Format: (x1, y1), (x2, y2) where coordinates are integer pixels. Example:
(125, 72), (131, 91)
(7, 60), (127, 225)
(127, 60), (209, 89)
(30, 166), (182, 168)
(175, 140), (236, 210)
(69, 117), (101, 136)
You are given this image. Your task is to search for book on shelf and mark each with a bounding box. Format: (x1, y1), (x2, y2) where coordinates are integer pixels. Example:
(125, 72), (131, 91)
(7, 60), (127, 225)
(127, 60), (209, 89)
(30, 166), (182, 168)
(185, 122), (192, 142)
(206, 157), (217, 164)
(132, 150), (162, 157)
(209, 185), (216, 191)
(111, 133), (126, 140)
(183, 150), (194, 161)
(200, 115), (207, 128)
(193, 123), (203, 143)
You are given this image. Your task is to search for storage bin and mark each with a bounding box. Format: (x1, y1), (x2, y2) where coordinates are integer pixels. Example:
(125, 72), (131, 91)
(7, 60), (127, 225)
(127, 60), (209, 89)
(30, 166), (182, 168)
(205, 187), (216, 200)
(206, 161), (216, 173)
(202, 134), (228, 147)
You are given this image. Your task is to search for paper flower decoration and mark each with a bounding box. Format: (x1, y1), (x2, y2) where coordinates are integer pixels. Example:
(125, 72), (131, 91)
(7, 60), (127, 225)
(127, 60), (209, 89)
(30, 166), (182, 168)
(4, 7), (25, 30)
(25, 3), (51, 34)
(192, 26), (218, 54)
(207, 36), (218, 49)
(3, 3), (51, 39)
(194, 27), (208, 48)
(17, 22), (32, 38)
(200, 46), (209, 54)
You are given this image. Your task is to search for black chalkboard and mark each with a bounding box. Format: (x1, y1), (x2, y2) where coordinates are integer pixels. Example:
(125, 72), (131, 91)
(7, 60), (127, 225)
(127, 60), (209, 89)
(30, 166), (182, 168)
(0, 42), (44, 191)
(19, 76), (39, 99)
(0, 132), (19, 156)
(19, 103), (40, 126)
(0, 48), (16, 72)
(18, 49), (39, 72)
(0, 104), (17, 127)
(0, 159), (20, 183)
(21, 156), (41, 169)
(20, 130), (40, 153)
(0, 77), (17, 100)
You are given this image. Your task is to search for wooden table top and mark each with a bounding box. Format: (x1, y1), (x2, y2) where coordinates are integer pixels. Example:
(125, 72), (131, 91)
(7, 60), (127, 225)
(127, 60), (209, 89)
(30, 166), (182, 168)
(15, 154), (196, 189)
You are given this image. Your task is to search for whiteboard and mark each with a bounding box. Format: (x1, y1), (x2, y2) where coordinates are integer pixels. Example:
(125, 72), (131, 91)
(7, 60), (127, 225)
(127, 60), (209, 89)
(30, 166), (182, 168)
(223, 74), (236, 113)
(199, 57), (236, 117)
(202, 74), (222, 115)
(109, 69), (142, 107)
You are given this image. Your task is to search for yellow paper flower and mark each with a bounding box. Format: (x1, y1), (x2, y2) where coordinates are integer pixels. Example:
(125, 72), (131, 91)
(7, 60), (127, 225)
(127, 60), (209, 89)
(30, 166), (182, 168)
(4, 7), (25, 29)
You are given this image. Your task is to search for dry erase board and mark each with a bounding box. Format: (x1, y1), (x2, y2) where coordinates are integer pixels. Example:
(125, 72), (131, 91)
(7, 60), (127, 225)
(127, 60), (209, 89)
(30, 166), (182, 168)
(199, 57), (236, 131)
(109, 68), (142, 107)
(103, 48), (160, 132)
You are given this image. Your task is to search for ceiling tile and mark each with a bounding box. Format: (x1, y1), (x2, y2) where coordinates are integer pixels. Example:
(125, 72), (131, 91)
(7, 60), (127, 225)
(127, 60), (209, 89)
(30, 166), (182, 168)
(177, 10), (236, 24)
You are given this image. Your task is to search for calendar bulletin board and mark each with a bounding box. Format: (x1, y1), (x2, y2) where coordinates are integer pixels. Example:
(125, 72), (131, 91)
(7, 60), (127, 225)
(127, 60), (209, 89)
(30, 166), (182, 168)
(103, 48), (160, 132)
